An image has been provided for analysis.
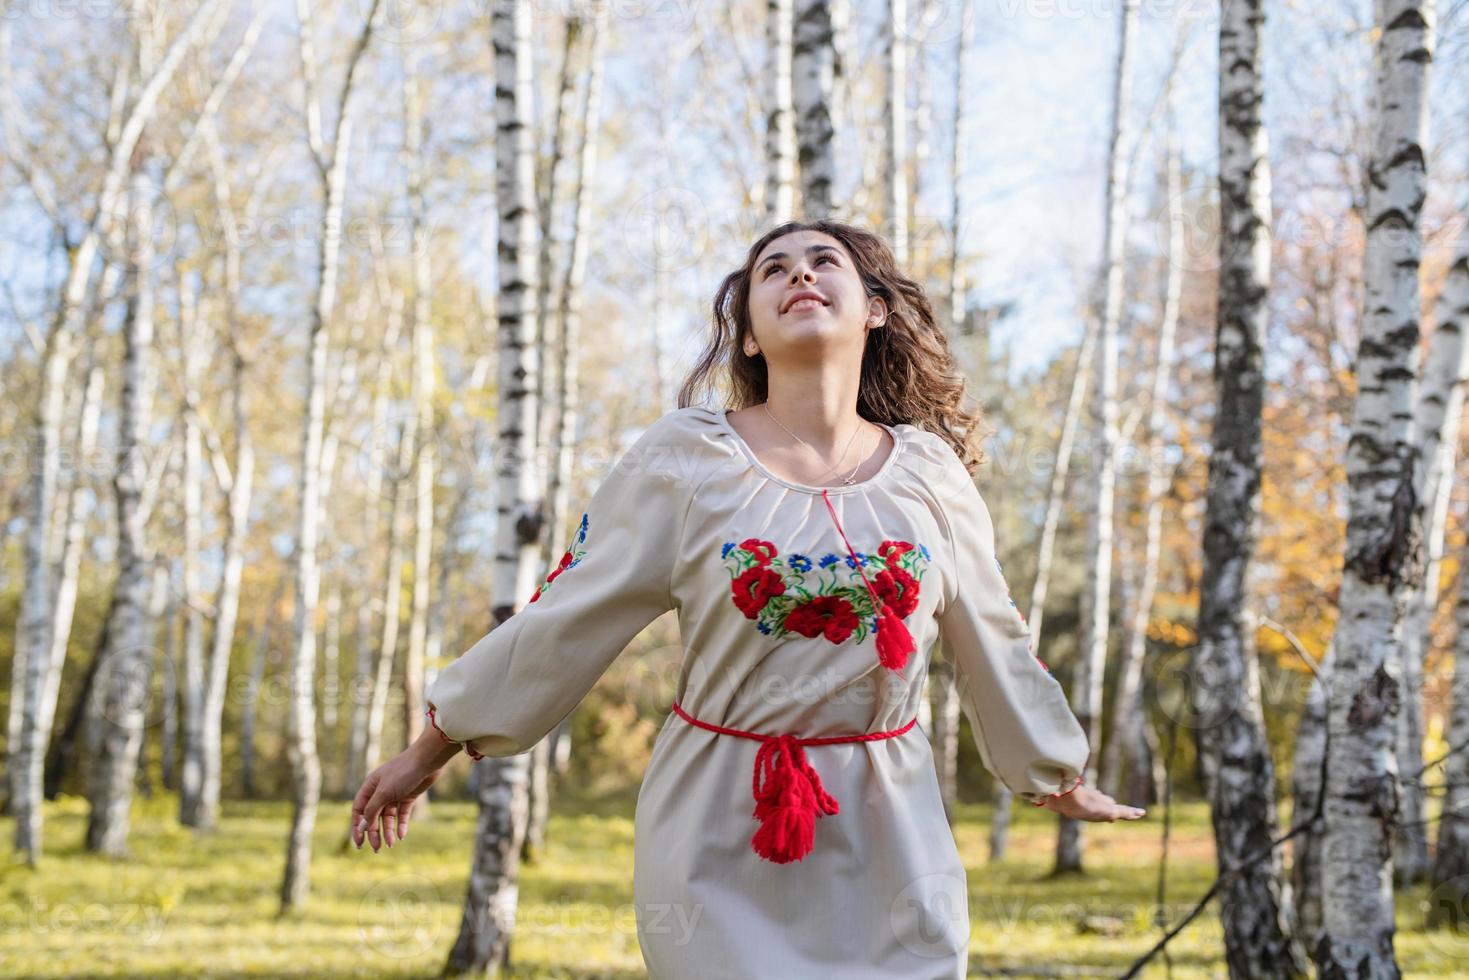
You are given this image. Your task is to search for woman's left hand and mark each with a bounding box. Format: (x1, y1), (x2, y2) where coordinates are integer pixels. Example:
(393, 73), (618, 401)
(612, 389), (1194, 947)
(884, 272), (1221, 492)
(1037, 783), (1146, 821)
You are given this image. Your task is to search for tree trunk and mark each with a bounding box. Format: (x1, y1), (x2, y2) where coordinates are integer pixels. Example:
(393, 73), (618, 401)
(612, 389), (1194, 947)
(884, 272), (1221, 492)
(1430, 515), (1469, 924)
(765, 0), (796, 223)
(447, 1), (542, 970)
(883, 0), (907, 264)
(84, 166), (161, 860)
(1101, 71), (1182, 807)
(1315, 2), (1433, 974)
(11, 0), (223, 864)
(1055, 0), (1137, 877)
(179, 270), (209, 822)
(1291, 642), (1333, 954)
(1426, 248), (1469, 915)
(281, 0), (380, 914)
(793, 0), (838, 219)
(1191, 2), (1308, 972)
(1394, 231), (1469, 885)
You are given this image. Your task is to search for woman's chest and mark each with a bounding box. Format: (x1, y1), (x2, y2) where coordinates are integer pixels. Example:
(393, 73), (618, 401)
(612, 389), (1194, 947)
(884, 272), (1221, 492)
(672, 496), (949, 650)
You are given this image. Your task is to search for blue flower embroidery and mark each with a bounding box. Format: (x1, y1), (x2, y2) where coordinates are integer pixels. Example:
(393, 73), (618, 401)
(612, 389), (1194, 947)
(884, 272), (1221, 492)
(722, 541), (736, 559)
(788, 553), (813, 573)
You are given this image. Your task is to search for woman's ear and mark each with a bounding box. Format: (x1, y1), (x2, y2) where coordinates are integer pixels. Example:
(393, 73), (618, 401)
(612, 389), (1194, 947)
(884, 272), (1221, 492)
(867, 298), (889, 327)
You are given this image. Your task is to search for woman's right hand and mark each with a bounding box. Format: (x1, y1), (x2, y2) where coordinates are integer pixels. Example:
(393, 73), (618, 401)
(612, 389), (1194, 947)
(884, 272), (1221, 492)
(351, 733), (457, 851)
(1037, 782), (1146, 822)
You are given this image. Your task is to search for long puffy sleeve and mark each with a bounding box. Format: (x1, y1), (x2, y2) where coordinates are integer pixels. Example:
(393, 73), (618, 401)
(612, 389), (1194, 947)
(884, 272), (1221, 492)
(425, 413), (693, 760)
(933, 458), (1090, 805)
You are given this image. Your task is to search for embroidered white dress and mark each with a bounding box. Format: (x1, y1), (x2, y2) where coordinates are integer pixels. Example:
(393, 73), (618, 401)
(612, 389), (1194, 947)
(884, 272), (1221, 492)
(425, 405), (1090, 979)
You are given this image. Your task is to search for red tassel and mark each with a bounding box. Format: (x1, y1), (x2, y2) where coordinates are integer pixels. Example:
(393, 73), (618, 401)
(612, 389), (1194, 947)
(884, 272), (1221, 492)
(875, 603), (915, 672)
(750, 735), (838, 864)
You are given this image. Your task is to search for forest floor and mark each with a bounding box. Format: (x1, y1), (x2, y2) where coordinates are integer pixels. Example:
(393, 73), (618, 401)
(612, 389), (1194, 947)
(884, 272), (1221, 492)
(0, 786), (1462, 977)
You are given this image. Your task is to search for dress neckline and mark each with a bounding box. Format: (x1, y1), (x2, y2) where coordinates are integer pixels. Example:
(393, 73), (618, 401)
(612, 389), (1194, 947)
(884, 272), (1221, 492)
(715, 407), (905, 495)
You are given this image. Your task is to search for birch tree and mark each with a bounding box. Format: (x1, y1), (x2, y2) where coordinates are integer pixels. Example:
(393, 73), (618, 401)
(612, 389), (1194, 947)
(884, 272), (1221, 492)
(884, 0), (907, 264)
(280, 0), (381, 913)
(544, 0), (611, 817)
(447, 0), (541, 970)
(84, 164), (162, 859)
(523, 12), (582, 857)
(10, 0), (227, 866)
(399, 34), (438, 824)
(178, 125), (272, 829)
(765, 0), (796, 223)
(793, 0), (838, 218)
(1316, 1), (1434, 973)
(1394, 219), (1469, 884)
(1101, 77), (1183, 809)
(1427, 240), (1469, 917)
(1055, 0), (1137, 876)
(930, 0), (973, 822)
(1188, 0), (1308, 971)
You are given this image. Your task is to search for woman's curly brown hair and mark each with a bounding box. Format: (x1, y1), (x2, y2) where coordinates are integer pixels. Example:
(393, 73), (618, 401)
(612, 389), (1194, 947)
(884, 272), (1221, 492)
(676, 219), (989, 474)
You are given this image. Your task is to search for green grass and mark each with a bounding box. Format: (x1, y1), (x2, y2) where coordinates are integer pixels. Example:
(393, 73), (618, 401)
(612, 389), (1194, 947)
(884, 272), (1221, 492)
(0, 789), (1464, 977)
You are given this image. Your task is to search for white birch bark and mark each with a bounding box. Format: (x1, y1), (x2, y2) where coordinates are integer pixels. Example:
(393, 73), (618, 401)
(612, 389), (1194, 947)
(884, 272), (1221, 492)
(1191, 1), (1308, 971)
(931, 0), (973, 823)
(1055, 0), (1137, 876)
(402, 37), (436, 817)
(83, 166), (160, 859)
(1101, 85), (1182, 808)
(281, 0), (380, 913)
(1394, 231), (1469, 884)
(1316, 2), (1434, 973)
(177, 268), (208, 824)
(525, 8), (588, 862)
(10, 0), (226, 865)
(447, 0), (541, 971)
(884, 0), (907, 264)
(544, 0), (610, 810)
(1427, 244), (1469, 911)
(765, 0), (796, 224)
(793, 0), (837, 218)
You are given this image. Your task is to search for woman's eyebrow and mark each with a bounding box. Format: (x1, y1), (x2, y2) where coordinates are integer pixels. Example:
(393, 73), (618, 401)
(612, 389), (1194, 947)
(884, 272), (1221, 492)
(757, 245), (841, 269)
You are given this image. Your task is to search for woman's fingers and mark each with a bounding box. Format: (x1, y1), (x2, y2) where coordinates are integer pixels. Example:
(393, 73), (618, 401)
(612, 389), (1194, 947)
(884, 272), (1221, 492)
(351, 772), (379, 847)
(380, 803), (398, 849)
(397, 798), (413, 840)
(351, 775), (381, 846)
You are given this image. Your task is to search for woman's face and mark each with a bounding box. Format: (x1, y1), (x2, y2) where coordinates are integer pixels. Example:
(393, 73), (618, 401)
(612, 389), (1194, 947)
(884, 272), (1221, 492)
(745, 230), (883, 358)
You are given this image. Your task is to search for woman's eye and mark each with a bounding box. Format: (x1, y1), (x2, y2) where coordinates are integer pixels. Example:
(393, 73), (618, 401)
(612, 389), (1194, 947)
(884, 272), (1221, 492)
(764, 255), (834, 277)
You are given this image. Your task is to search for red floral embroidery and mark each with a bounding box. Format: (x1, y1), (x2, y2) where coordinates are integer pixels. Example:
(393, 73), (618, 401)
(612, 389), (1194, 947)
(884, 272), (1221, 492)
(872, 566), (920, 618)
(732, 566), (786, 618)
(530, 512), (589, 602)
(721, 535), (931, 651)
(783, 594), (860, 643)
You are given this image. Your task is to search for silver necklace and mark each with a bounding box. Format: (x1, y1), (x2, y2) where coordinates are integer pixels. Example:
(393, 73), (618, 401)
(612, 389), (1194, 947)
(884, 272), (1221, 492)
(762, 402), (872, 486)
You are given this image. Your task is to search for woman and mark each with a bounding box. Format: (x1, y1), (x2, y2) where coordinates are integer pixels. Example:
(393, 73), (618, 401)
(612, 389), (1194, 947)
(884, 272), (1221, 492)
(351, 219), (1146, 977)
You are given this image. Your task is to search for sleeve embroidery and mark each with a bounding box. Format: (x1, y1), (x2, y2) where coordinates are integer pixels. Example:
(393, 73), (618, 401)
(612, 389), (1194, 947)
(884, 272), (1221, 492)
(529, 512), (590, 602)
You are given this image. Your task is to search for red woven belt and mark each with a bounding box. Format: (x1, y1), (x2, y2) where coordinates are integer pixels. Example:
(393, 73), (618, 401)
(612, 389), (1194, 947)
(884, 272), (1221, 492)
(670, 698), (919, 865)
